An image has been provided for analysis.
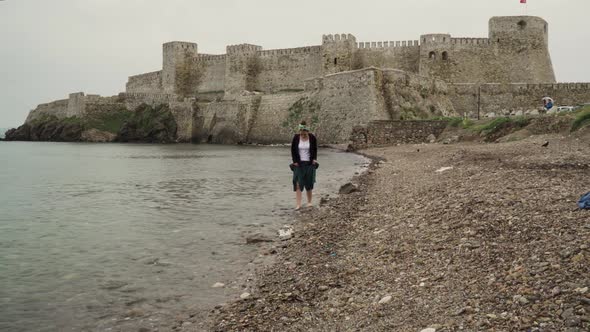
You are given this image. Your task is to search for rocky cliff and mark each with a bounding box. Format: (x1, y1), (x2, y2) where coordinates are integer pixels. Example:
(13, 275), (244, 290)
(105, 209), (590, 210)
(4, 104), (178, 144)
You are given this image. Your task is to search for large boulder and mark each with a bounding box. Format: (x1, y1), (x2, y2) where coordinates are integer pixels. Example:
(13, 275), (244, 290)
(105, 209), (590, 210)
(81, 129), (117, 142)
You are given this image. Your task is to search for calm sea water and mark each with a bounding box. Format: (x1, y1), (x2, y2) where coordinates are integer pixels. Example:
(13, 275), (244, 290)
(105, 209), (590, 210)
(1, 128), (10, 139)
(0, 142), (366, 332)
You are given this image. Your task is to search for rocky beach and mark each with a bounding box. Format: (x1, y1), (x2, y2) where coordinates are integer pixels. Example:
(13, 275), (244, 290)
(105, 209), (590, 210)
(206, 131), (590, 332)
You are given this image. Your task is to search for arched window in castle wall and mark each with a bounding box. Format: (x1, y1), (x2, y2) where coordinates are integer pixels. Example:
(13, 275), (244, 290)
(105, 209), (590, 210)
(442, 51), (449, 61)
(429, 51), (436, 60)
(334, 58), (338, 65)
(517, 20), (527, 30)
(544, 24), (547, 34)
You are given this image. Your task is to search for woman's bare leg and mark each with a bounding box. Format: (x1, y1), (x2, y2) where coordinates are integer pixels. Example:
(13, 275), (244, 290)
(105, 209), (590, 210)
(306, 190), (313, 207)
(296, 184), (302, 210)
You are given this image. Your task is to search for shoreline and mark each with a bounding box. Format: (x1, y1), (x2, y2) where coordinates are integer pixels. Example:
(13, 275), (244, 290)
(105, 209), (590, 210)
(208, 133), (590, 331)
(159, 146), (371, 331)
(191, 149), (380, 330)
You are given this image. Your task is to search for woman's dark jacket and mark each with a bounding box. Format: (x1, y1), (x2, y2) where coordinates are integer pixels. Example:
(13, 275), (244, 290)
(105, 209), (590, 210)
(291, 134), (317, 164)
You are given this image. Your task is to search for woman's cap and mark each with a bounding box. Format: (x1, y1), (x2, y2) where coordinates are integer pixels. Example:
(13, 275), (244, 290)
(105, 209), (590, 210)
(298, 124), (309, 131)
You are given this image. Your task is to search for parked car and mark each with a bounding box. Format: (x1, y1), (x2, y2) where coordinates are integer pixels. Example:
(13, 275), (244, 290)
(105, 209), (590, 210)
(557, 106), (575, 112)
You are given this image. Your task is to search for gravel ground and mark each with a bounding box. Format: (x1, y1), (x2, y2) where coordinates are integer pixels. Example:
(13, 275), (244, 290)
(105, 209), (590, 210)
(210, 134), (589, 332)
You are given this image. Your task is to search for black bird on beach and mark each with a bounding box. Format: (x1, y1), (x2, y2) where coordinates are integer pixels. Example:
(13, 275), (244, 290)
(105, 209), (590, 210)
(542, 141), (549, 147)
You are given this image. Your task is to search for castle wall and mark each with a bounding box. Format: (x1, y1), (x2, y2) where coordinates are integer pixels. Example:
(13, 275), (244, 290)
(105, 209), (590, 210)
(449, 83), (590, 116)
(350, 120), (448, 149)
(83, 94), (126, 118)
(255, 46), (322, 93)
(196, 55), (226, 94)
(193, 69), (390, 144)
(168, 100), (196, 142)
(247, 93), (308, 143)
(321, 34), (357, 75)
(224, 44), (263, 96)
(419, 17), (556, 84)
(420, 38), (497, 83)
(162, 42), (198, 94)
(121, 92), (179, 111)
(66, 92), (86, 118)
(380, 69), (455, 120)
(354, 41), (420, 73)
(25, 99), (70, 123)
(194, 99), (251, 144)
(25, 93), (126, 124)
(126, 71), (162, 93)
(305, 68), (389, 143)
(421, 38), (555, 84)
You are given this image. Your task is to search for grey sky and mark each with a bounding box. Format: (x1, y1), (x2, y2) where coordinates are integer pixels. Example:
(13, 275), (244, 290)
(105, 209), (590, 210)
(1, 0), (589, 126)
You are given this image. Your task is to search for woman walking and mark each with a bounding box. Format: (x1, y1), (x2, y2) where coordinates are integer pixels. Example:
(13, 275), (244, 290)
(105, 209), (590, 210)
(291, 121), (318, 210)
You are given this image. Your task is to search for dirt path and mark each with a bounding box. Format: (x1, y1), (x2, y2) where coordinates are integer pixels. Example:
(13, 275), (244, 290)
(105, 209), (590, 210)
(211, 134), (590, 332)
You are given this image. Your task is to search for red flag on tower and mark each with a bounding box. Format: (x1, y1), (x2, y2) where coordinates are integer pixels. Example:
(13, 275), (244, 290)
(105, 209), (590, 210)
(520, 0), (527, 3)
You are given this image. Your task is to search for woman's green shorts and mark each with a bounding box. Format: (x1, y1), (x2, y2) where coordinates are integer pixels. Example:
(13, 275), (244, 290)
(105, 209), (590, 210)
(292, 162), (316, 192)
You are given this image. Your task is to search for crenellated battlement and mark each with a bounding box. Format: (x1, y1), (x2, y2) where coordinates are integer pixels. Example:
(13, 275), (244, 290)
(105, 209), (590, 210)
(450, 38), (491, 45)
(357, 40), (420, 49)
(163, 41), (198, 51)
(322, 34), (356, 43)
(195, 54), (227, 62)
(257, 46), (321, 57)
(420, 34), (452, 44)
(419, 34), (491, 46)
(226, 44), (263, 54)
(128, 71), (162, 80)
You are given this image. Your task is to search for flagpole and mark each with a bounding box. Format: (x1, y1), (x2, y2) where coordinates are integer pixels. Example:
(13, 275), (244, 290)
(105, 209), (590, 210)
(521, 0), (528, 16)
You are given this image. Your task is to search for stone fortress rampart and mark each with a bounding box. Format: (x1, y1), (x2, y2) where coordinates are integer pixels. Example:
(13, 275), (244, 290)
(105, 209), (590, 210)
(21, 16), (590, 144)
(124, 16), (559, 97)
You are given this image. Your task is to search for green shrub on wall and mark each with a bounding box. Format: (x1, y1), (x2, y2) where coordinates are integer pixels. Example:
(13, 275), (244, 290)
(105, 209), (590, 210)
(175, 50), (205, 98)
(281, 97), (321, 130)
(86, 109), (133, 133)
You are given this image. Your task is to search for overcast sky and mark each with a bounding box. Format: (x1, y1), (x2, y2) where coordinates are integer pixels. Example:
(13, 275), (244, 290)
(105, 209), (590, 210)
(1, 0), (589, 126)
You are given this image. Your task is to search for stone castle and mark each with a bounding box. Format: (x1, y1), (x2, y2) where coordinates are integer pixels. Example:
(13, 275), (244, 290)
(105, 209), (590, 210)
(23, 16), (590, 144)
(127, 16), (556, 97)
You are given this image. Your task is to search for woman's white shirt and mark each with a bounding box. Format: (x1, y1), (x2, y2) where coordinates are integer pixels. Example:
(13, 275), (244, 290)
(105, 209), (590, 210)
(298, 138), (311, 162)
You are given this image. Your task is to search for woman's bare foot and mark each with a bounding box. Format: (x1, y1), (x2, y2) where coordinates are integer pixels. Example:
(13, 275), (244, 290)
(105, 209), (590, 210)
(307, 203), (313, 208)
(295, 206), (301, 211)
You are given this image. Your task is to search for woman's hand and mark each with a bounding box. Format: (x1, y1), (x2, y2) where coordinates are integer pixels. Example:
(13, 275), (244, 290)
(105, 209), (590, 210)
(293, 163), (299, 167)
(312, 160), (317, 165)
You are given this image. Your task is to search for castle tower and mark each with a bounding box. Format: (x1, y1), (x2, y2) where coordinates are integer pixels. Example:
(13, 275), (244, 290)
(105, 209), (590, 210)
(224, 44), (263, 96)
(418, 34), (452, 78)
(488, 16), (555, 83)
(321, 34), (357, 75)
(162, 41), (199, 94)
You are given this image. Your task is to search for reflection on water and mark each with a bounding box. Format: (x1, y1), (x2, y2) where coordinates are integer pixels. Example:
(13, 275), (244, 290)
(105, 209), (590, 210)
(0, 142), (366, 332)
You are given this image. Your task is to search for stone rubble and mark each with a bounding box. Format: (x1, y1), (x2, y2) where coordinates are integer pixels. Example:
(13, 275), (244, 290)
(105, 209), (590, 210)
(210, 133), (589, 331)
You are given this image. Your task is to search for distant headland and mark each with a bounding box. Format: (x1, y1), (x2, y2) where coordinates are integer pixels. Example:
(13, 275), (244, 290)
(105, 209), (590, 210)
(4, 16), (590, 143)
